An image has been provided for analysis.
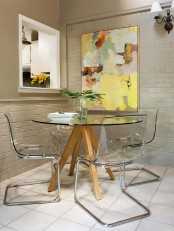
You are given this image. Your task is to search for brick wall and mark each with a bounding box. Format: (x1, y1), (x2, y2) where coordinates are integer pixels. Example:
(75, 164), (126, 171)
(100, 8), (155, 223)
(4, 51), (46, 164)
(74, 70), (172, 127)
(65, 10), (174, 167)
(0, 99), (75, 181)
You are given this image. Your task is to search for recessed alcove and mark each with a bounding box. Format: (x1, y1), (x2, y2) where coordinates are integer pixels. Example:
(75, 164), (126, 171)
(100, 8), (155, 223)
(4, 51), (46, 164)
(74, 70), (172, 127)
(18, 14), (60, 93)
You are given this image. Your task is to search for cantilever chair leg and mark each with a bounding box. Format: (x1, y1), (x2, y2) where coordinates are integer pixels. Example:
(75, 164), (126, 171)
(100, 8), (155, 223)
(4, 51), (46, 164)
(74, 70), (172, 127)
(126, 166), (161, 186)
(4, 161), (61, 206)
(114, 166), (161, 187)
(74, 159), (150, 228)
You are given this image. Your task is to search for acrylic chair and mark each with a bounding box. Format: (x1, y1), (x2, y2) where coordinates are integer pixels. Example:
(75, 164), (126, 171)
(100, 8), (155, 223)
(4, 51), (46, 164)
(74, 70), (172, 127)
(3, 113), (61, 206)
(74, 114), (150, 228)
(124, 109), (161, 186)
(52, 125), (72, 164)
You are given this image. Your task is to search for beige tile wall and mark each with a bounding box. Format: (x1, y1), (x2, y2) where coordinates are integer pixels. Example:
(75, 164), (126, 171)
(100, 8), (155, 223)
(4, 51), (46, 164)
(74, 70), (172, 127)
(0, 99), (75, 181)
(65, 10), (174, 167)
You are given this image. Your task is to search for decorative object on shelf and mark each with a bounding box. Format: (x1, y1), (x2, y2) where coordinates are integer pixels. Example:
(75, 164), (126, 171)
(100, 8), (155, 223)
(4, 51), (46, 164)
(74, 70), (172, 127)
(81, 26), (139, 112)
(60, 88), (104, 118)
(151, 1), (174, 33)
(31, 73), (50, 88)
(22, 26), (32, 45)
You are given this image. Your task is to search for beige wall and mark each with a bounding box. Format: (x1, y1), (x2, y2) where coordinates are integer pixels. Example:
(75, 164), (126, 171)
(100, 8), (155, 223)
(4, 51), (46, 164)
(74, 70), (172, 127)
(0, 0), (60, 98)
(0, 0), (66, 182)
(60, 0), (172, 87)
(60, 0), (171, 22)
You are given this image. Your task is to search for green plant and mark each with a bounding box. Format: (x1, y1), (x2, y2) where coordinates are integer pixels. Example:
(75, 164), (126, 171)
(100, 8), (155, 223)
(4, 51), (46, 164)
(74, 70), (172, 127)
(60, 88), (104, 101)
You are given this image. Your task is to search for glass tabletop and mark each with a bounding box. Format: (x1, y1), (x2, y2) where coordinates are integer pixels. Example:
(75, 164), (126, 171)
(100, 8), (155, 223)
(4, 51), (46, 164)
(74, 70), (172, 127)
(32, 114), (143, 126)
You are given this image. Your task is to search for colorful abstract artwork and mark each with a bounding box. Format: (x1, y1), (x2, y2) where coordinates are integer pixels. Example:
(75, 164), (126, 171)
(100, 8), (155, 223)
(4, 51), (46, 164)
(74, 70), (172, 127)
(81, 26), (138, 111)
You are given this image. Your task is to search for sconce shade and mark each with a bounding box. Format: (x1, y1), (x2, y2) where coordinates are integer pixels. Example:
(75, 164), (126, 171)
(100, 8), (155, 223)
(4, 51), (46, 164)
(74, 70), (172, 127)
(151, 2), (162, 13)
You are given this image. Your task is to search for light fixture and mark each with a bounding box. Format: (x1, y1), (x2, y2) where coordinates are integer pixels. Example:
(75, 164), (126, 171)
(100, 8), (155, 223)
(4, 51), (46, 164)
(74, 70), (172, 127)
(151, 1), (174, 33)
(22, 26), (32, 45)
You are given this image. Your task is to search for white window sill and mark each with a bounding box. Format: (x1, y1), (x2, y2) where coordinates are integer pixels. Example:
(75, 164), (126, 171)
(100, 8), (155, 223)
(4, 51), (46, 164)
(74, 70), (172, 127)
(18, 87), (60, 93)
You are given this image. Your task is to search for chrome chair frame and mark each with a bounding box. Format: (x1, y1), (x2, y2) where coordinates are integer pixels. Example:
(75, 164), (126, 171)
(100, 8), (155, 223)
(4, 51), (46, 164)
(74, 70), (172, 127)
(74, 115), (151, 228)
(117, 109), (161, 186)
(3, 113), (61, 206)
(74, 159), (150, 228)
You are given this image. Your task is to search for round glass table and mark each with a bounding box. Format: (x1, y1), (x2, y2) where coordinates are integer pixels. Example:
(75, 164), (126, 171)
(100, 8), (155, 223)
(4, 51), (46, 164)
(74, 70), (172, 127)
(32, 114), (142, 126)
(32, 114), (142, 200)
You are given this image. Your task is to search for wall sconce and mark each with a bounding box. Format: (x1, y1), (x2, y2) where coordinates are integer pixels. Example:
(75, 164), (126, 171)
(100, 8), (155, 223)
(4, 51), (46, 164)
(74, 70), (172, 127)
(151, 1), (174, 33)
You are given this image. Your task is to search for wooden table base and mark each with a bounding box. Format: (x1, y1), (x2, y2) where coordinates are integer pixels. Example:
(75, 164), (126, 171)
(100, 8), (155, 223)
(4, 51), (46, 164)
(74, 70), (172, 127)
(48, 125), (115, 200)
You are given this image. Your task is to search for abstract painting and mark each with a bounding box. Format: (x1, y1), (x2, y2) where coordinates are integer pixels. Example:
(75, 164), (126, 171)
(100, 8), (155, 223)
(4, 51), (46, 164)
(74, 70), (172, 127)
(81, 26), (138, 111)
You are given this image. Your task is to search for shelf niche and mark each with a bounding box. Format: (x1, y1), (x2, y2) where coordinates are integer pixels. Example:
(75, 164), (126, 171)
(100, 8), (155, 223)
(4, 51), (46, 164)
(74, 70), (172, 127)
(19, 14), (60, 93)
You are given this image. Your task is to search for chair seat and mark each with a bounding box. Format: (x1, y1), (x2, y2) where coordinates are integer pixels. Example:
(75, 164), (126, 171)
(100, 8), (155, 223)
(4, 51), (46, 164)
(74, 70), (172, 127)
(96, 150), (142, 165)
(80, 136), (144, 166)
(80, 148), (143, 167)
(16, 144), (58, 156)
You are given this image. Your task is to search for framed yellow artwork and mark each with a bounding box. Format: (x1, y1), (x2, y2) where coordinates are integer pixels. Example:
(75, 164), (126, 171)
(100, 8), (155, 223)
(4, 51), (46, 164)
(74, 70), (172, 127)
(81, 26), (139, 112)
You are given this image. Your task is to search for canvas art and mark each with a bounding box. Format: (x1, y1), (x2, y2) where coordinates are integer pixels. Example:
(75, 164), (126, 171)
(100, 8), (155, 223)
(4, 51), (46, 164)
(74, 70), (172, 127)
(81, 26), (138, 111)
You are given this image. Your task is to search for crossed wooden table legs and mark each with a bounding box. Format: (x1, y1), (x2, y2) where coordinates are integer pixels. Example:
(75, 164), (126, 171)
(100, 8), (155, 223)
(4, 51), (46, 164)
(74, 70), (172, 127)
(48, 125), (115, 200)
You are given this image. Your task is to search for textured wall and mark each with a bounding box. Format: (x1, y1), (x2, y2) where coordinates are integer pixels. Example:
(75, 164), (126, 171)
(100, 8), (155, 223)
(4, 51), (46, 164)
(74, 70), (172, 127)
(65, 9), (174, 167)
(60, 0), (170, 22)
(0, 99), (74, 181)
(0, 0), (60, 98)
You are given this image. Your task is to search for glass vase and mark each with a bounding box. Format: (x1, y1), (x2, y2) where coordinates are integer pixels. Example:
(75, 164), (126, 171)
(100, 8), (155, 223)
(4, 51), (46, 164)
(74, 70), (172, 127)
(76, 97), (88, 118)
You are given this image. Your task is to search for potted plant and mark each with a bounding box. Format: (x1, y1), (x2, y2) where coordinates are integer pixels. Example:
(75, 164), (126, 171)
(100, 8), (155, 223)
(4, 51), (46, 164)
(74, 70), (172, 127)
(60, 88), (104, 117)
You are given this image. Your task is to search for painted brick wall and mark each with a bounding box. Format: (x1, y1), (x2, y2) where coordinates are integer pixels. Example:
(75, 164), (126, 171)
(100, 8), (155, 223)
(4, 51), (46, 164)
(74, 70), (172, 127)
(0, 99), (74, 181)
(66, 10), (174, 167)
